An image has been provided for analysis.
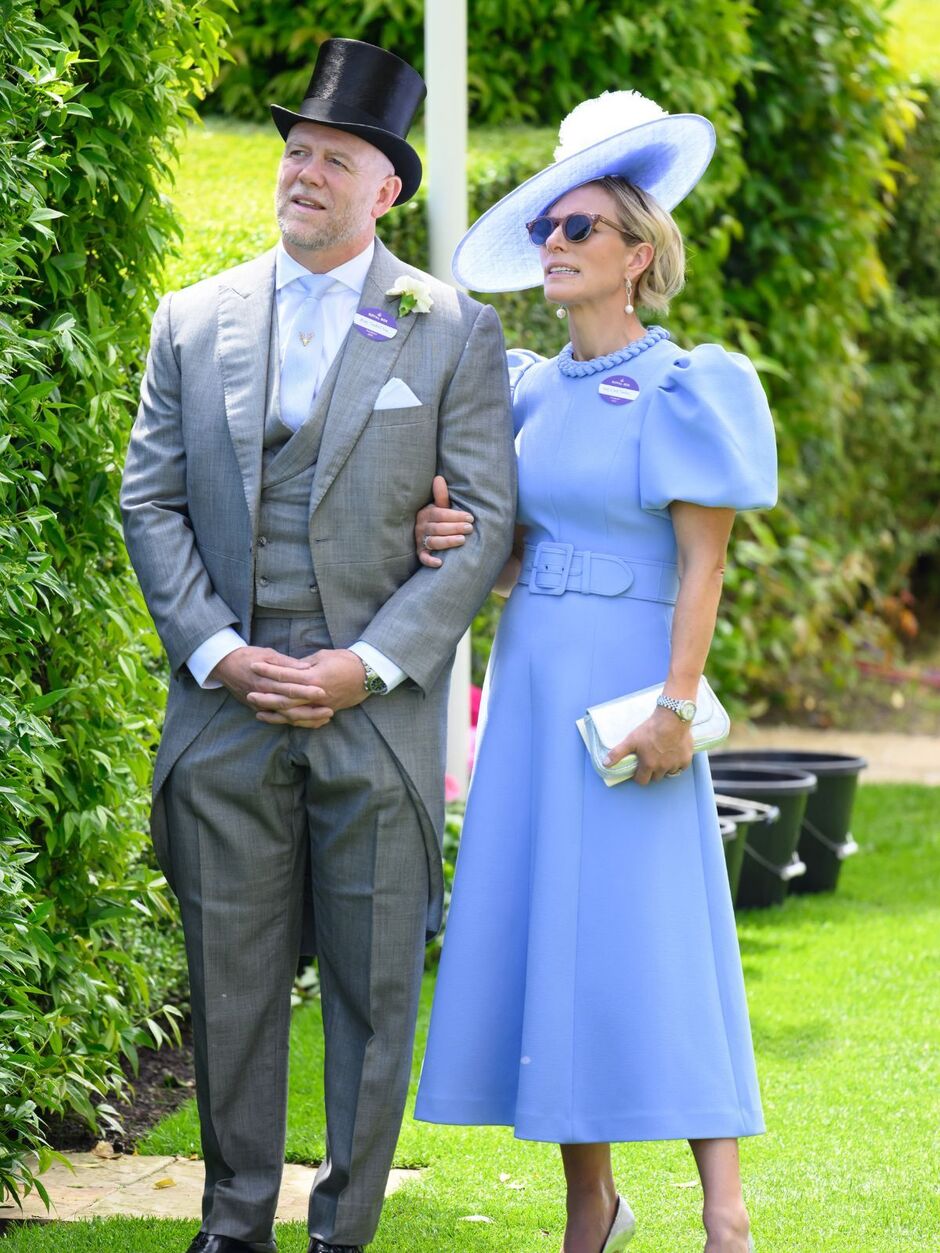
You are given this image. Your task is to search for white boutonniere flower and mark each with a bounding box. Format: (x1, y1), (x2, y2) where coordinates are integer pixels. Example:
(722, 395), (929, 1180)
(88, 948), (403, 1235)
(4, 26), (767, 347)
(386, 275), (434, 318)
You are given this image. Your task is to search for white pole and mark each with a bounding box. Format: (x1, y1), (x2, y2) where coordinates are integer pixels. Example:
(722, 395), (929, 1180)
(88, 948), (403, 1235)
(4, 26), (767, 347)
(425, 0), (471, 798)
(425, 0), (468, 281)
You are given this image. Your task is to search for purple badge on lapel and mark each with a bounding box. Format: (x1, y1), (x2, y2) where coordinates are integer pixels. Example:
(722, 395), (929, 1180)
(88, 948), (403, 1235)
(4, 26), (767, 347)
(354, 308), (398, 340)
(598, 375), (640, 405)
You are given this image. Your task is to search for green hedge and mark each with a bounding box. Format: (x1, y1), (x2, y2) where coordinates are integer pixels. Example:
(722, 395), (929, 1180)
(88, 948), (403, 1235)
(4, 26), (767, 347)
(0, 0), (228, 1203)
(708, 1), (924, 709)
(856, 82), (940, 615)
(204, 0), (753, 135)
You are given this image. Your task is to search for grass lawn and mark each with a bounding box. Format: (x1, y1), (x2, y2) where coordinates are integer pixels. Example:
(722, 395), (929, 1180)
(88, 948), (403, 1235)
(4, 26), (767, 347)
(4, 783), (939, 1251)
(159, 118), (279, 293)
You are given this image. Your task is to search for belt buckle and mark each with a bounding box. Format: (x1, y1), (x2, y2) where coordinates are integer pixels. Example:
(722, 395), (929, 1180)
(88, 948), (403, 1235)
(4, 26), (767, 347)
(529, 541), (574, 595)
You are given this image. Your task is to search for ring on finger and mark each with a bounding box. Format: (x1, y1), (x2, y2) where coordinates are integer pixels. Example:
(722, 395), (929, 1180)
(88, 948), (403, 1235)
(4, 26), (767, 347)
(666, 767), (683, 777)
(422, 534), (434, 551)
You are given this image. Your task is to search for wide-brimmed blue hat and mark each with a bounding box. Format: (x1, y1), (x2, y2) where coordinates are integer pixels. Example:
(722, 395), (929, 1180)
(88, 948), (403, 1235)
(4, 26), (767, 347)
(452, 90), (715, 292)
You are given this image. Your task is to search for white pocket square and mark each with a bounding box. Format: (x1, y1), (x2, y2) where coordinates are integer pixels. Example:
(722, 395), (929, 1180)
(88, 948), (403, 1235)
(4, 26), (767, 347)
(375, 377), (422, 409)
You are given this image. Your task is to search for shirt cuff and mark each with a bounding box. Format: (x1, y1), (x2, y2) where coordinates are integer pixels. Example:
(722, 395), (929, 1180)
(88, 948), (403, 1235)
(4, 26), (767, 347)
(187, 627), (247, 688)
(349, 641), (407, 694)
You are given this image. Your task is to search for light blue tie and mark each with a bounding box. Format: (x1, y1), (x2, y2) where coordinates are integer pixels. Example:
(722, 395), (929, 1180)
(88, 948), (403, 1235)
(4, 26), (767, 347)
(280, 272), (333, 431)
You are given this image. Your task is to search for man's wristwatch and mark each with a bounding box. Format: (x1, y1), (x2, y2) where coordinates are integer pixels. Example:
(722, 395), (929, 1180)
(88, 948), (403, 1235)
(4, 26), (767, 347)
(656, 694), (696, 723)
(361, 659), (389, 696)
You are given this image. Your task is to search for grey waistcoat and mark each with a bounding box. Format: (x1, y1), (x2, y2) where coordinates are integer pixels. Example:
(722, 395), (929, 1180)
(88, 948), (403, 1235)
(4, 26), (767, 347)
(254, 309), (344, 611)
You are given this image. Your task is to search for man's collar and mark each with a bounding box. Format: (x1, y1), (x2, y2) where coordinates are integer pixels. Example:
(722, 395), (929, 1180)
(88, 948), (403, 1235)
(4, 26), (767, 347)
(275, 238), (376, 295)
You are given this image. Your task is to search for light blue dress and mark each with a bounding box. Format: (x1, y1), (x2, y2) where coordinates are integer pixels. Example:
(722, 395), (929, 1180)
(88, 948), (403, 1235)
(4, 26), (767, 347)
(414, 328), (777, 1143)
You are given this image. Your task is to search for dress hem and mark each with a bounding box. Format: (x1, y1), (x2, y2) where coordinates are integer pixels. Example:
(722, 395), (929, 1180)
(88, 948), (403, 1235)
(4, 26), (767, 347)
(414, 1097), (765, 1143)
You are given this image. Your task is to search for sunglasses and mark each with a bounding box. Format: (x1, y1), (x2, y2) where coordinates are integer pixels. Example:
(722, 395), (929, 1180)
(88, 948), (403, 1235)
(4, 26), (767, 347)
(525, 212), (629, 246)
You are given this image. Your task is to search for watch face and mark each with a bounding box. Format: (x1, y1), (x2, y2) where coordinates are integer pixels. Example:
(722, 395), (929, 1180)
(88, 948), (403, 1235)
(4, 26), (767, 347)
(678, 700), (697, 722)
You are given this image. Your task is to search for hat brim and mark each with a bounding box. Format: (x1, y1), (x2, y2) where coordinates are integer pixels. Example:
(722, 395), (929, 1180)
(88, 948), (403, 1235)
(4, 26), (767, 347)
(452, 114), (715, 292)
(270, 102), (422, 205)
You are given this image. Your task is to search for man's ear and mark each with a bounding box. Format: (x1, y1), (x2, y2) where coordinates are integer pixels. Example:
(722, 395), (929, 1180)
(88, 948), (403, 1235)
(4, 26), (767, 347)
(373, 174), (403, 221)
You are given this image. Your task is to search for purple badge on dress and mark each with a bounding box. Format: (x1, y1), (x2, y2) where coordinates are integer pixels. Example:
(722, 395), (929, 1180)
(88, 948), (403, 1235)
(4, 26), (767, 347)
(354, 307), (398, 341)
(598, 374), (640, 405)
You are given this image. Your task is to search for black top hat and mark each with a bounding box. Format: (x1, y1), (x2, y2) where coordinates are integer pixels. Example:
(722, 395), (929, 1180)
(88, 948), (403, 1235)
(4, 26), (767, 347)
(271, 39), (426, 205)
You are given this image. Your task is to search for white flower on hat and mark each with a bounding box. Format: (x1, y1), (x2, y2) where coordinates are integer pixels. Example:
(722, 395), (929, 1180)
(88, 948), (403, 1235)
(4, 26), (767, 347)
(554, 90), (667, 162)
(386, 274), (434, 317)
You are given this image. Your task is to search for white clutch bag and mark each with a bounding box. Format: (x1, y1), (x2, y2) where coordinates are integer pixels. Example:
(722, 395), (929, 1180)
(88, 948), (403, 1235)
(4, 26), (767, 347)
(576, 676), (730, 787)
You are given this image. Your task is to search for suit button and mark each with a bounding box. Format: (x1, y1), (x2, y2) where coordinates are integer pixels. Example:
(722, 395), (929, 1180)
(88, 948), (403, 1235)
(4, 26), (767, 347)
(309, 584), (317, 592)
(258, 536), (268, 547)
(259, 576), (269, 587)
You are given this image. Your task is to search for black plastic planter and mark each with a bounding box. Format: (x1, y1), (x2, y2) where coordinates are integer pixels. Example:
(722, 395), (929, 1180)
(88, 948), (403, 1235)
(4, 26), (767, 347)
(715, 794), (781, 904)
(710, 750), (867, 892)
(717, 810), (745, 899)
(708, 763), (816, 908)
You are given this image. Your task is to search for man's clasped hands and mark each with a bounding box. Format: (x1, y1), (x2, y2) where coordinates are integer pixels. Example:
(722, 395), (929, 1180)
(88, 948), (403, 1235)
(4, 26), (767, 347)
(210, 646), (369, 728)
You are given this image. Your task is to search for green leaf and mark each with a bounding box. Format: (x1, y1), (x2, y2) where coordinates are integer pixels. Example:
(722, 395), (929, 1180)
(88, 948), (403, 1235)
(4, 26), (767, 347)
(28, 206), (66, 223)
(28, 688), (74, 712)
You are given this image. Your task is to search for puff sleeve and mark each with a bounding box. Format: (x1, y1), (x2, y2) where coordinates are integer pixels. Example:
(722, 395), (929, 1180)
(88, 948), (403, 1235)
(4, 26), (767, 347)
(639, 344), (778, 514)
(506, 348), (544, 436)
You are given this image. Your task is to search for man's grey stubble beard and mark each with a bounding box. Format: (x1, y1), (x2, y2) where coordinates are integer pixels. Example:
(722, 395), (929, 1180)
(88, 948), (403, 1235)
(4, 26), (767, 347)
(276, 191), (359, 252)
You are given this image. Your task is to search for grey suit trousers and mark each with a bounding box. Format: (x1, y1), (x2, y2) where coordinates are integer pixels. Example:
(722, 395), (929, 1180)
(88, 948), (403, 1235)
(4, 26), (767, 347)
(163, 611), (428, 1246)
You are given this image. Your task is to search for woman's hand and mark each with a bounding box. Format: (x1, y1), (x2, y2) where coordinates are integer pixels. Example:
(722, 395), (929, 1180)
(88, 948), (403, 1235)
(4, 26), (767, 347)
(415, 475), (475, 568)
(603, 707), (694, 785)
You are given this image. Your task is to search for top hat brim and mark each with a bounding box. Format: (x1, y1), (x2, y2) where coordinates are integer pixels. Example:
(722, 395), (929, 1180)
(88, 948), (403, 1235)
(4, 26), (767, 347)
(271, 102), (422, 205)
(451, 114), (715, 292)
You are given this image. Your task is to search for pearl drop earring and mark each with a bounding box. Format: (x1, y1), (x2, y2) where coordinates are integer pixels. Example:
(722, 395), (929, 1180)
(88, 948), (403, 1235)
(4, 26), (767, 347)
(556, 305), (568, 320)
(624, 277), (634, 316)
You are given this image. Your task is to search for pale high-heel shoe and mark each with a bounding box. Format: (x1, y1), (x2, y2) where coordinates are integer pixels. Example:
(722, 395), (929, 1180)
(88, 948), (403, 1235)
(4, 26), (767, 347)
(602, 1195), (636, 1251)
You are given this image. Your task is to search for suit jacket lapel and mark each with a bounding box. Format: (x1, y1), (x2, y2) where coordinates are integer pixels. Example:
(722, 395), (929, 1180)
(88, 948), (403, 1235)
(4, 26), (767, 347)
(309, 239), (420, 516)
(217, 248), (277, 534)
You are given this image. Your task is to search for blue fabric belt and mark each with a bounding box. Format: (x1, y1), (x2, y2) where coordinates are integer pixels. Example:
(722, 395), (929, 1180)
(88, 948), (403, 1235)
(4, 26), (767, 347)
(519, 542), (680, 603)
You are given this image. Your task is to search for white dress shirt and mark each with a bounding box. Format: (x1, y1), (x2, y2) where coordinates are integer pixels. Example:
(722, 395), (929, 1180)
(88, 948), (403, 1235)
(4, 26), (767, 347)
(275, 240), (373, 406)
(186, 239), (406, 694)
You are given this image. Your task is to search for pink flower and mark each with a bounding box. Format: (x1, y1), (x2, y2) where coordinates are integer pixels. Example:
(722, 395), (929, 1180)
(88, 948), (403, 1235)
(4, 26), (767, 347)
(470, 684), (483, 727)
(444, 773), (462, 803)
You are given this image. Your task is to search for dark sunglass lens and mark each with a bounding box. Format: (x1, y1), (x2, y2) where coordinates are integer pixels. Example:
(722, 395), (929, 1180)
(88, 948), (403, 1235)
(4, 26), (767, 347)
(564, 214), (594, 242)
(527, 217), (554, 245)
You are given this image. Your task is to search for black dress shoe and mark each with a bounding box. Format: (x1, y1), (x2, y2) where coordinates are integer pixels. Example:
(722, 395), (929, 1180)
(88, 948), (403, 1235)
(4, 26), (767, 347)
(307, 1241), (364, 1253)
(186, 1235), (277, 1253)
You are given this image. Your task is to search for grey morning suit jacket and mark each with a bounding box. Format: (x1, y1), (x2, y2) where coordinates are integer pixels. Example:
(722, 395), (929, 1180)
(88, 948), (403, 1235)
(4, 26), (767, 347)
(121, 239), (517, 933)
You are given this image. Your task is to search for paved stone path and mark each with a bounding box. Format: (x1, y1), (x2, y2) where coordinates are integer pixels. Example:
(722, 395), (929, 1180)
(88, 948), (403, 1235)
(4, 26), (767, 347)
(3, 1151), (420, 1224)
(726, 723), (939, 786)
